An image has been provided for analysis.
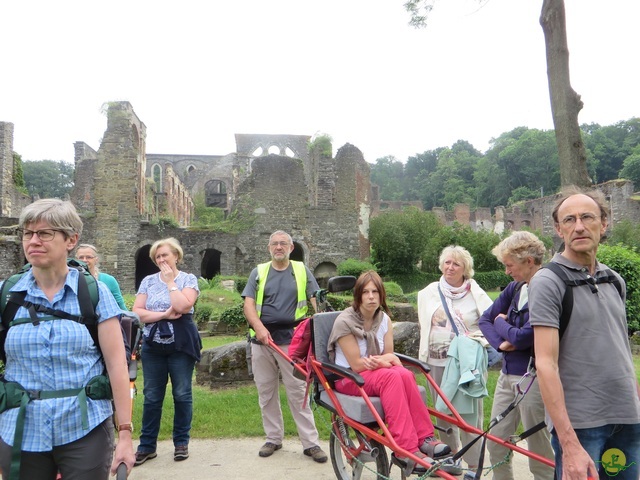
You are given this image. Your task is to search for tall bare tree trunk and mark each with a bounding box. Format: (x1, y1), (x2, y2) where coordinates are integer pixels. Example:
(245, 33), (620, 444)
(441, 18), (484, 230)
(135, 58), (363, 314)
(540, 0), (591, 187)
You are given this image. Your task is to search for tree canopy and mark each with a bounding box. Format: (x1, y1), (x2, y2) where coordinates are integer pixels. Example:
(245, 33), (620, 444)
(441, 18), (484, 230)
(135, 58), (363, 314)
(369, 119), (639, 211)
(22, 160), (75, 199)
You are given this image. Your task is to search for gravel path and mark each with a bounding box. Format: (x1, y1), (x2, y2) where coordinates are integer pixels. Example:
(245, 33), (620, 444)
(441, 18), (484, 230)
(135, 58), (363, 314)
(127, 437), (541, 480)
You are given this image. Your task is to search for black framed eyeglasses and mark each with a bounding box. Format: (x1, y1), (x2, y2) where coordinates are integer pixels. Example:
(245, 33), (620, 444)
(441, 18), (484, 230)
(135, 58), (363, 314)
(17, 228), (65, 242)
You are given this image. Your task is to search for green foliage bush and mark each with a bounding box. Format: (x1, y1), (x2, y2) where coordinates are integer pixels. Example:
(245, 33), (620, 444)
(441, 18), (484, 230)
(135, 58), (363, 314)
(388, 271), (508, 297)
(384, 281), (406, 302)
(370, 208), (441, 275)
(390, 271), (438, 293)
(197, 277), (210, 291)
(12, 153), (27, 194)
(337, 259), (376, 278)
(474, 271), (512, 291)
(219, 303), (247, 328)
(189, 194), (257, 234)
(194, 304), (214, 329)
(421, 223), (503, 274)
(308, 134), (333, 157)
(607, 220), (640, 252)
(122, 294), (135, 311)
(405, 292), (417, 305)
(326, 294), (352, 312)
(597, 244), (640, 334)
(205, 275), (248, 294)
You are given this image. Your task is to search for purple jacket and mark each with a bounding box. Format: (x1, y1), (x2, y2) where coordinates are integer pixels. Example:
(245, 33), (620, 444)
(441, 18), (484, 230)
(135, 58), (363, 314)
(479, 281), (532, 376)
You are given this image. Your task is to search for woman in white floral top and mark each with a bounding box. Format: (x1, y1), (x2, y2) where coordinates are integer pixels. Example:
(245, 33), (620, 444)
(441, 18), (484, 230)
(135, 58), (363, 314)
(132, 238), (201, 466)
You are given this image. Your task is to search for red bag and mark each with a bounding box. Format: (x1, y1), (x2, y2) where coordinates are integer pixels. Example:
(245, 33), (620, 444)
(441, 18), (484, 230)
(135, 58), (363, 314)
(289, 317), (312, 363)
(289, 318), (314, 406)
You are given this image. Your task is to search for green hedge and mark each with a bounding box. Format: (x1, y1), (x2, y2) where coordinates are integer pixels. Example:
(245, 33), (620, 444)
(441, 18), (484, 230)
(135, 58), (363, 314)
(219, 303), (246, 328)
(205, 275), (248, 294)
(387, 271), (438, 293)
(473, 271), (512, 291)
(337, 259), (377, 278)
(597, 244), (640, 334)
(388, 270), (510, 295)
(194, 304), (214, 329)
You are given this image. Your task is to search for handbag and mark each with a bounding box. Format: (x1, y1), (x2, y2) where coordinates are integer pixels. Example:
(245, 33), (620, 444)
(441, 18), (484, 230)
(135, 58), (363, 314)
(437, 286), (502, 368)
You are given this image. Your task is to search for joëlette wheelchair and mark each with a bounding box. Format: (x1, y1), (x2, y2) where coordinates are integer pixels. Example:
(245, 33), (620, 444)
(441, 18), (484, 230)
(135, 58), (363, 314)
(270, 276), (555, 480)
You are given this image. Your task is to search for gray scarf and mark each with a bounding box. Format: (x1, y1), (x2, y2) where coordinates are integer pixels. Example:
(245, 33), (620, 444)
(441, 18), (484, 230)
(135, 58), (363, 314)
(328, 306), (384, 360)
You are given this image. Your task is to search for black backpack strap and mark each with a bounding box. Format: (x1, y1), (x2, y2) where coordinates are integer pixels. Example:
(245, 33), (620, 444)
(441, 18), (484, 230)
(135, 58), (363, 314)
(1, 288), (22, 332)
(542, 262), (574, 340)
(595, 269), (623, 298)
(542, 262), (624, 341)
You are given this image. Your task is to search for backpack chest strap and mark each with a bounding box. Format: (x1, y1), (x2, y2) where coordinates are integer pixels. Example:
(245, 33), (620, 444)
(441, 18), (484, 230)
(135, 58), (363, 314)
(5, 385), (88, 480)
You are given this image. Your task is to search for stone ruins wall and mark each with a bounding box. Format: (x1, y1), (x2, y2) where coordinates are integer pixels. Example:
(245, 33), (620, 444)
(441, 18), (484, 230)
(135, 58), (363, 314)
(0, 122), (31, 218)
(3, 102), (640, 292)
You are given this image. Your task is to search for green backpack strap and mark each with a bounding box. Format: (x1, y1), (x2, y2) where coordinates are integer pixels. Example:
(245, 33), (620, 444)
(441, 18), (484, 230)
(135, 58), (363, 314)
(0, 259), (100, 363)
(0, 272), (24, 364)
(68, 259), (101, 350)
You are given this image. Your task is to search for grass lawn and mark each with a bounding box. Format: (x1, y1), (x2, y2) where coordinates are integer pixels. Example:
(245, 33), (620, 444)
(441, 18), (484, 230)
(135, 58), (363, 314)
(132, 337), (640, 442)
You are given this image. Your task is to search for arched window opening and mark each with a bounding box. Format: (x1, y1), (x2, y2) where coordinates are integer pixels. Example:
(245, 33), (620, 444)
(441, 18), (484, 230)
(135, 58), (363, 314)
(152, 164), (162, 192)
(201, 248), (222, 279)
(290, 242), (304, 263)
(205, 179), (227, 208)
(134, 244), (159, 291)
(314, 262), (338, 289)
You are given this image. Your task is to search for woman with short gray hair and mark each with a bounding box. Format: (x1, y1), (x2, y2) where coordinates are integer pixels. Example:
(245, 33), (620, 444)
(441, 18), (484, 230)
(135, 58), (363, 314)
(479, 231), (554, 480)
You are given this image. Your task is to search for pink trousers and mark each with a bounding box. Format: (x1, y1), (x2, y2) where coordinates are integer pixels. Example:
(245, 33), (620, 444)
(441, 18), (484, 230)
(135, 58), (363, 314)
(335, 365), (435, 452)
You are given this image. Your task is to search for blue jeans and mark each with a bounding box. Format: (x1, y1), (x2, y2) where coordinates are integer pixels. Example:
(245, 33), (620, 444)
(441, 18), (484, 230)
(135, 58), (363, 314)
(552, 423), (640, 480)
(138, 343), (196, 452)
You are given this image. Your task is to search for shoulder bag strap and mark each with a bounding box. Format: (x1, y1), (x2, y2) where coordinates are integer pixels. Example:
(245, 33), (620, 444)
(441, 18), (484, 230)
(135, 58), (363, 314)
(437, 285), (460, 336)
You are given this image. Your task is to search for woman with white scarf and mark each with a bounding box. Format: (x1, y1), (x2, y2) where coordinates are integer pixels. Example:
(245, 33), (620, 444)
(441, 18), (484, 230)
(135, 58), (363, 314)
(417, 245), (493, 480)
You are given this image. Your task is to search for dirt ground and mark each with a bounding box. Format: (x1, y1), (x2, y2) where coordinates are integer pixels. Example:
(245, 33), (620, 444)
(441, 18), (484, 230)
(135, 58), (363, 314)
(126, 437), (541, 480)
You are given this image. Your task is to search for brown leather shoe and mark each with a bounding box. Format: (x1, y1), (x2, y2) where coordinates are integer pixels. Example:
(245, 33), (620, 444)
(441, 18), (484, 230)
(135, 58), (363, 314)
(134, 451), (157, 466)
(259, 442), (282, 457)
(303, 446), (328, 463)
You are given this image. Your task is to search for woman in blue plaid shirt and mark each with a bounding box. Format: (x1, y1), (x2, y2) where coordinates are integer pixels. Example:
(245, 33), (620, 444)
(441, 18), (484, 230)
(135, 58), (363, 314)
(0, 199), (134, 479)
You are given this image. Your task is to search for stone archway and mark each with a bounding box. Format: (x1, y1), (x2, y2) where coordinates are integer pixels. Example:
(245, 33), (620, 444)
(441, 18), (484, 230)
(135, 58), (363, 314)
(314, 261), (337, 289)
(201, 248), (222, 279)
(290, 242), (304, 263)
(135, 244), (159, 291)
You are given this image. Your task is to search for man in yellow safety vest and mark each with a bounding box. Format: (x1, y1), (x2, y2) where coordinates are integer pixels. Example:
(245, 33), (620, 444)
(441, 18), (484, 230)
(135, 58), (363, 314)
(242, 230), (327, 463)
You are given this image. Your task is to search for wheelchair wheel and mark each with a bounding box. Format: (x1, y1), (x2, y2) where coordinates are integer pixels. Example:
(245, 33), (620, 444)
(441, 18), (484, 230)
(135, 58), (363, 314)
(329, 415), (390, 480)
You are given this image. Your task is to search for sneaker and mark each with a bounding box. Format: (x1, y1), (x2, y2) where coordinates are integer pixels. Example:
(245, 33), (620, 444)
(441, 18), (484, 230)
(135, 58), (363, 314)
(134, 451), (157, 466)
(440, 458), (463, 475)
(174, 445), (189, 461)
(420, 436), (451, 459)
(303, 445), (328, 463)
(463, 470), (478, 480)
(259, 442), (282, 457)
(395, 452), (433, 475)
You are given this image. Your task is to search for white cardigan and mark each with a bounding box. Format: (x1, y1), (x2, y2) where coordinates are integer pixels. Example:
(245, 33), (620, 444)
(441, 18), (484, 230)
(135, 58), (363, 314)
(417, 279), (493, 362)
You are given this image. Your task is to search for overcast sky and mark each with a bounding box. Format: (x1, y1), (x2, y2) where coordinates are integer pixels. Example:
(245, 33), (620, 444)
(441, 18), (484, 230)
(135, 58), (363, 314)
(3, 0), (638, 165)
